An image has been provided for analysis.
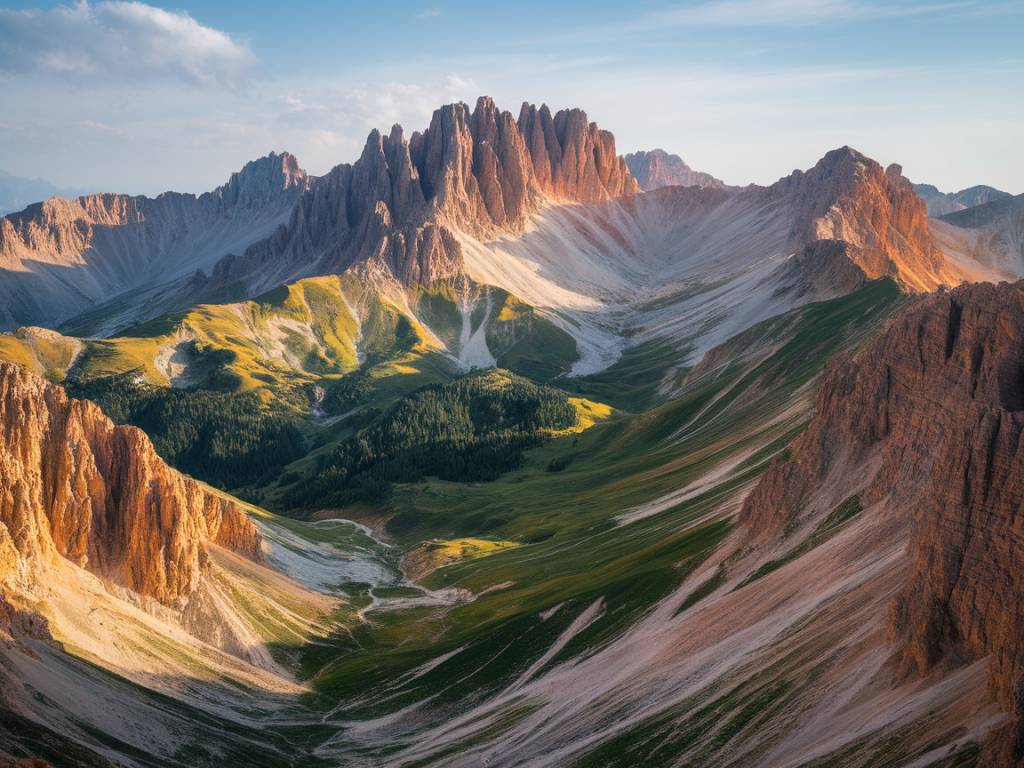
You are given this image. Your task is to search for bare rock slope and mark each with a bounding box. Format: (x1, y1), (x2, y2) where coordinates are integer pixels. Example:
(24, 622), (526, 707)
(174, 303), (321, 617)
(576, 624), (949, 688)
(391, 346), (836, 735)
(740, 280), (1024, 766)
(0, 152), (309, 330)
(206, 97), (638, 297)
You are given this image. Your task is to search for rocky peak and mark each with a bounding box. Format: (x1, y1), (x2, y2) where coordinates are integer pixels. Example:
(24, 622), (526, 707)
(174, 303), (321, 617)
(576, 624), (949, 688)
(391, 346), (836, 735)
(220, 151), (310, 208)
(0, 362), (262, 607)
(207, 96), (639, 295)
(403, 95), (637, 227)
(914, 182), (1012, 217)
(739, 281), (1024, 765)
(624, 149), (725, 191)
(774, 145), (947, 291)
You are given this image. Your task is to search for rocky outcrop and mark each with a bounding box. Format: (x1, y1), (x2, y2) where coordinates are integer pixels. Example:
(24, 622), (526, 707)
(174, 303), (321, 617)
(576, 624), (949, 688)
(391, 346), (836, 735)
(205, 97), (638, 298)
(0, 152), (310, 330)
(624, 149), (725, 191)
(767, 147), (949, 291)
(740, 281), (1024, 766)
(771, 239), (868, 301)
(0, 361), (261, 606)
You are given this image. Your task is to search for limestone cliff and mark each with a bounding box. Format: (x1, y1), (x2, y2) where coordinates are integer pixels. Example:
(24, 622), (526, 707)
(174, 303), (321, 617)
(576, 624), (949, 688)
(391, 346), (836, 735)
(739, 281), (1024, 766)
(206, 96), (639, 297)
(0, 361), (261, 606)
(768, 146), (950, 291)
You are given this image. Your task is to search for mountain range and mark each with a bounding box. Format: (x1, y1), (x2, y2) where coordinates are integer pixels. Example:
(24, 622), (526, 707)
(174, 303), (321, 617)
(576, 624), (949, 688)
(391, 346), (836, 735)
(0, 170), (88, 217)
(912, 181), (1012, 217)
(1, 97), (1023, 768)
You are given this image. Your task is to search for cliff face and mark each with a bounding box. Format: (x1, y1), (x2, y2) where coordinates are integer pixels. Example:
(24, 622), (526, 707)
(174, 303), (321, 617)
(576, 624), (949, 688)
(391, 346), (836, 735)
(767, 147), (948, 291)
(0, 152), (310, 330)
(0, 361), (261, 606)
(739, 281), (1024, 766)
(206, 97), (638, 298)
(624, 149), (725, 191)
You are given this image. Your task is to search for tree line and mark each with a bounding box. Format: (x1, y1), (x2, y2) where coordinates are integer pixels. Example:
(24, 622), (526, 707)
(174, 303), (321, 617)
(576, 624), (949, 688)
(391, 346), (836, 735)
(68, 374), (305, 488)
(284, 370), (576, 509)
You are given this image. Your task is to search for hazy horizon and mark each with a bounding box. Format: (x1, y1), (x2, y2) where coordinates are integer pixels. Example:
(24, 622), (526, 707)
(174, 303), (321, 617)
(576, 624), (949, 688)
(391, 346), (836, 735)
(1, 0), (1021, 197)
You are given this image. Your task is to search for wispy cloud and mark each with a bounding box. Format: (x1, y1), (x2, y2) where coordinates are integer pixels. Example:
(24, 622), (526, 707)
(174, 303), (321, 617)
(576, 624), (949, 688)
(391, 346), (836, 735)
(0, 1), (255, 87)
(648, 0), (968, 28)
(550, 0), (973, 43)
(416, 7), (442, 19)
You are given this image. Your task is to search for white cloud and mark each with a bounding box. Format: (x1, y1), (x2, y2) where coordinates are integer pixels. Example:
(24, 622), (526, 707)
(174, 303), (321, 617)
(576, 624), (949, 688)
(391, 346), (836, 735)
(0, 1), (254, 87)
(416, 7), (442, 19)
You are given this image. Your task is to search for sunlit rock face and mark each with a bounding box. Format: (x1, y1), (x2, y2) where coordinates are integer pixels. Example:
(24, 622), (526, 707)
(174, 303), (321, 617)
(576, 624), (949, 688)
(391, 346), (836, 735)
(0, 360), (261, 606)
(740, 280), (1024, 766)
(207, 97), (640, 296)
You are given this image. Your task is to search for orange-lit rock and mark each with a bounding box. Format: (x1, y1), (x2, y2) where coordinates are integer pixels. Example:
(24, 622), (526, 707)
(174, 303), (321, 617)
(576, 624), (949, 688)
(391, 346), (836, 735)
(740, 280), (1024, 765)
(0, 361), (261, 606)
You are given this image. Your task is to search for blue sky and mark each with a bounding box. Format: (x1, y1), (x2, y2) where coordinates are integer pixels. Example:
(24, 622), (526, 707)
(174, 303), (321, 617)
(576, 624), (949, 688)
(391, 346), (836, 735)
(0, 0), (1021, 195)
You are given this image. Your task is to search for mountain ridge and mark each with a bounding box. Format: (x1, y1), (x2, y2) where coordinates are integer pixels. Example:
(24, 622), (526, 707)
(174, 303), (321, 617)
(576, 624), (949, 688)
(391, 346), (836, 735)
(0, 151), (310, 332)
(913, 181), (1011, 217)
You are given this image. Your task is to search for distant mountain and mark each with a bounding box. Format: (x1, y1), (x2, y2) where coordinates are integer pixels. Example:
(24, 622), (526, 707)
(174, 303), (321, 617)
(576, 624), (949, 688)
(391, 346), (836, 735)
(912, 181), (1010, 216)
(624, 149), (725, 191)
(931, 192), (1024, 277)
(0, 170), (86, 215)
(207, 97), (639, 302)
(0, 152), (310, 333)
(0, 97), (1000, 378)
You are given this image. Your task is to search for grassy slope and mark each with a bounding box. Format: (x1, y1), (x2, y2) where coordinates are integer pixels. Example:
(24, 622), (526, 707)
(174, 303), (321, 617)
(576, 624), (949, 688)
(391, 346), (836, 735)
(301, 279), (905, 745)
(0, 275), (457, 407)
(0, 327), (81, 381)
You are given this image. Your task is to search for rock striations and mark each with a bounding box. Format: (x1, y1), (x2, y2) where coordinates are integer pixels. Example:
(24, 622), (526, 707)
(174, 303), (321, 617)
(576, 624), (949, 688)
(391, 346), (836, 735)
(0, 361), (261, 606)
(624, 149), (725, 191)
(206, 97), (638, 297)
(740, 281), (1024, 766)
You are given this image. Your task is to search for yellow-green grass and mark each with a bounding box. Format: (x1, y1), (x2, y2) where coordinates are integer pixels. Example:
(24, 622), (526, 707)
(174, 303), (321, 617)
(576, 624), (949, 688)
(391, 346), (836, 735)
(76, 336), (169, 383)
(0, 327), (81, 381)
(546, 396), (613, 436)
(411, 537), (521, 577)
(53, 275), (449, 408)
